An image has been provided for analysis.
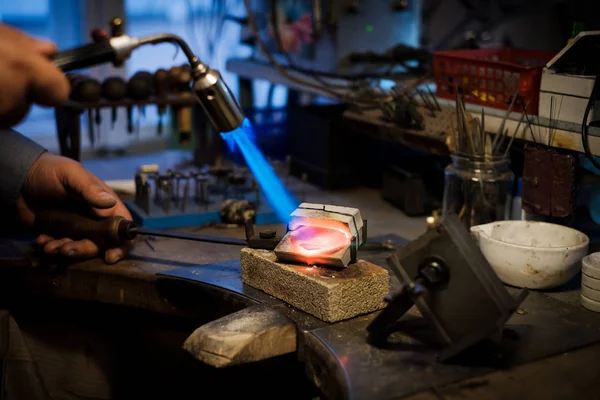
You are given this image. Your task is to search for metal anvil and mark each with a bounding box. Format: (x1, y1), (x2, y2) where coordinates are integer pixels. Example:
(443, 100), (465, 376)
(274, 203), (367, 268)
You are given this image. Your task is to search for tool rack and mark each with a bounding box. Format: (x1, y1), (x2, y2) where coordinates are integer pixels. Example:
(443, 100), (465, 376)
(54, 95), (199, 161)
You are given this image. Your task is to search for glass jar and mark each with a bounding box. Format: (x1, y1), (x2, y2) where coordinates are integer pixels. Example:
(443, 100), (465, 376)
(442, 154), (515, 229)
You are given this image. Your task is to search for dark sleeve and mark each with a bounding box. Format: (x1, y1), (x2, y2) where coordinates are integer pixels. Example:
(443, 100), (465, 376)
(0, 130), (46, 209)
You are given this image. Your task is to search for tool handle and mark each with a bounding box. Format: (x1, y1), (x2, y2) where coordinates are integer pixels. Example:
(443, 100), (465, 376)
(52, 41), (116, 72)
(34, 210), (137, 244)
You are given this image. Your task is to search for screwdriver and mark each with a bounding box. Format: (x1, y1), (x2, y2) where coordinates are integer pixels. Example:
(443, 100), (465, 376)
(34, 210), (248, 247)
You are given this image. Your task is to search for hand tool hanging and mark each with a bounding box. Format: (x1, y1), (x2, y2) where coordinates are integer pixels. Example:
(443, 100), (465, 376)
(101, 77), (127, 129)
(154, 68), (171, 135)
(67, 74), (102, 147)
(126, 71), (154, 135)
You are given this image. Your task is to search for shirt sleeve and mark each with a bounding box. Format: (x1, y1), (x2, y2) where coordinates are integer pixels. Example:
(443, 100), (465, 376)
(0, 130), (46, 209)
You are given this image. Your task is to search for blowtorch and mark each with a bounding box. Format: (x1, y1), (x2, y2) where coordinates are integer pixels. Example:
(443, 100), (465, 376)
(41, 19), (261, 252)
(52, 17), (245, 133)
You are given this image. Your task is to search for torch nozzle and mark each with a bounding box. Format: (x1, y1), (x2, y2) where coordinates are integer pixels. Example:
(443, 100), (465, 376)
(138, 33), (245, 133)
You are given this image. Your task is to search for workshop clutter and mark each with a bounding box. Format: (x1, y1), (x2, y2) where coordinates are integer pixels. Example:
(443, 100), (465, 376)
(434, 48), (555, 114)
(539, 31), (600, 125)
(442, 92), (518, 229)
(128, 163), (282, 229)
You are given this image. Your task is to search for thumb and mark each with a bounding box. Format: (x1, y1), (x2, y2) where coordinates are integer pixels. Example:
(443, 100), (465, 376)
(65, 169), (117, 209)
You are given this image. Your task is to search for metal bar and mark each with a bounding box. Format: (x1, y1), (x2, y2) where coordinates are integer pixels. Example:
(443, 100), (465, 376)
(137, 228), (248, 246)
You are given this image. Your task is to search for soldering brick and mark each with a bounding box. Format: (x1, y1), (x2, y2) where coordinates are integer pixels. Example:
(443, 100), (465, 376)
(240, 248), (389, 323)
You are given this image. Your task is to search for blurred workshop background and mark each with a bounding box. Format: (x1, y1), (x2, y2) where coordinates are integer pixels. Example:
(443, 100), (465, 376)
(3, 0), (600, 234)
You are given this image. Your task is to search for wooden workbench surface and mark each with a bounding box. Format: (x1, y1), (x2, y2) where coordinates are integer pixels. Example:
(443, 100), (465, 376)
(2, 216), (598, 400)
(1, 152), (597, 399)
(5, 221), (597, 400)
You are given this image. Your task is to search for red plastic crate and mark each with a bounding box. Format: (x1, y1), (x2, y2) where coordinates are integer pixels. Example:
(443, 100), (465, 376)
(433, 48), (555, 115)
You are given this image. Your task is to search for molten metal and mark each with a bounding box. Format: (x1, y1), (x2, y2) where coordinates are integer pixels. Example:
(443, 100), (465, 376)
(274, 203), (365, 268)
(289, 225), (351, 262)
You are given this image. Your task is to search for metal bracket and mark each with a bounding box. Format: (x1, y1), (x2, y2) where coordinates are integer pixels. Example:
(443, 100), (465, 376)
(244, 219), (282, 250)
(367, 213), (528, 361)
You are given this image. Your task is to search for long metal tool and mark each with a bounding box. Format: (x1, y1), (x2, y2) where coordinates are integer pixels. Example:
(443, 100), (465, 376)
(34, 210), (248, 247)
(131, 227), (247, 246)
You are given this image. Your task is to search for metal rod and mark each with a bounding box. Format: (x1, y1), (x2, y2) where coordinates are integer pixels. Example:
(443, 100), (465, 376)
(493, 82), (519, 150)
(503, 109), (527, 158)
(426, 86), (442, 111)
(136, 227), (248, 246)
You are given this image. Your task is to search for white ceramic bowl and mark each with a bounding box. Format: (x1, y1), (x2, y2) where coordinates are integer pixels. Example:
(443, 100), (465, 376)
(470, 221), (589, 289)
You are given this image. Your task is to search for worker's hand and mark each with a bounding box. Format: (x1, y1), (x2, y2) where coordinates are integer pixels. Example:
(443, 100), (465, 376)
(16, 152), (133, 264)
(0, 24), (70, 128)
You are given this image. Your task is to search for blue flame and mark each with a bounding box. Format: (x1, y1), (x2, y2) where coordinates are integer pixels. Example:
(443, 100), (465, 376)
(223, 118), (257, 153)
(221, 118), (298, 222)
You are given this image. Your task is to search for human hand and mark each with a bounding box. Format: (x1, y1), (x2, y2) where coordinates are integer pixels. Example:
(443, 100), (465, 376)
(17, 152), (133, 264)
(0, 24), (69, 128)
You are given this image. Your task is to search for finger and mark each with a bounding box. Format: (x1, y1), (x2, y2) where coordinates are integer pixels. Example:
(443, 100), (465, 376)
(105, 242), (132, 265)
(27, 54), (70, 106)
(32, 39), (57, 57)
(59, 239), (99, 259)
(92, 181), (133, 220)
(36, 234), (54, 246)
(43, 238), (73, 254)
(63, 168), (118, 210)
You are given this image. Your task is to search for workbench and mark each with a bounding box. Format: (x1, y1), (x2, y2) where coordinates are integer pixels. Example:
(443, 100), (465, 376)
(2, 171), (600, 399)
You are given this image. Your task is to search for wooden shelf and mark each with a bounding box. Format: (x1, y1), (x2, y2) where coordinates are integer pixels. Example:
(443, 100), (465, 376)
(63, 94), (198, 111)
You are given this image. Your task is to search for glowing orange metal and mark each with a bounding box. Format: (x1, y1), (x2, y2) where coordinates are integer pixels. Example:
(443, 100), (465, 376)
(288, 219), (352, 264)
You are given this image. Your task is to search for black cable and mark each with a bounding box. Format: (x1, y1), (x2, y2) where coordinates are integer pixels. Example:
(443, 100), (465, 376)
(581, 78), (600, 170)
(246, 58), (424, 81)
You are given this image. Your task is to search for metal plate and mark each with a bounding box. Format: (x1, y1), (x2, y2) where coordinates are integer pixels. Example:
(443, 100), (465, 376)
(156, 234), (600, 399)
(307, 290), (600, 400)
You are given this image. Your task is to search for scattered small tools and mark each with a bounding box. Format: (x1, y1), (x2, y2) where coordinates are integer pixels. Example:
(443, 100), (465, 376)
(228, 172), (247, 199)
(174, 171), (185, 206)
(251, 177), (260, 207)
(181, 181), (190, 213)
(194, 174), (209, 210)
